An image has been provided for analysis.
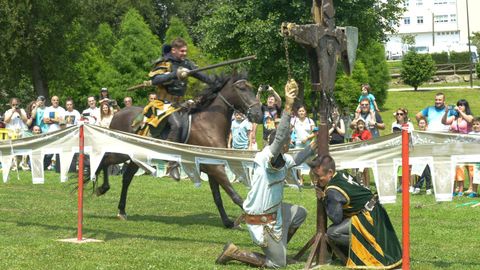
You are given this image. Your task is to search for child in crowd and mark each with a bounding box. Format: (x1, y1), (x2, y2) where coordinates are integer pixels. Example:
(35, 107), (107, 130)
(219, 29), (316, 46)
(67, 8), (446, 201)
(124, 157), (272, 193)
(228, 112), (253, 150)
(351, 119), (372, 142)
(411, 116), (433, 195)
(465, 117), (480, 197)
(356, 84), (380, 113)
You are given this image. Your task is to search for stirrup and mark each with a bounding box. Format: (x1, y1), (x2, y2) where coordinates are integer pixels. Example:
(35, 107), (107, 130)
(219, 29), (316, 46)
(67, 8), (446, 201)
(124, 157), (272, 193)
(166, 161), (180, 181)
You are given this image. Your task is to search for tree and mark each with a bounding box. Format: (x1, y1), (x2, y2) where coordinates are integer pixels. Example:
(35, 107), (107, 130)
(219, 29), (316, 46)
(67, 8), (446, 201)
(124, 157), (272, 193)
(400, 51), (436, 91)
(106, 9), (162, 104)
(334, 60), (369, 112)
(194, 0), (404, 103)
(357, 41), (391, 108)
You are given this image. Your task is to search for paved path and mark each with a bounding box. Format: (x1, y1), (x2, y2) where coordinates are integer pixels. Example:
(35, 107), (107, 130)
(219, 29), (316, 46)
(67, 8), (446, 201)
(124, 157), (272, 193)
(388, 85), (480, 91)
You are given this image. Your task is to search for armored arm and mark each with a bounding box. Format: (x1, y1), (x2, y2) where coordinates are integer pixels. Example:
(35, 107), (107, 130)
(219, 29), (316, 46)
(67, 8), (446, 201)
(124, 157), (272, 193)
(326, 188), (347, 225)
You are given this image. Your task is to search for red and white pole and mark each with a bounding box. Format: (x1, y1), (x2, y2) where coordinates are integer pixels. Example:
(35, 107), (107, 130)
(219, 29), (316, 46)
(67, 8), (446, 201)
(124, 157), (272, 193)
(401, 124), (410, 269)
(77, 123), (85, 241)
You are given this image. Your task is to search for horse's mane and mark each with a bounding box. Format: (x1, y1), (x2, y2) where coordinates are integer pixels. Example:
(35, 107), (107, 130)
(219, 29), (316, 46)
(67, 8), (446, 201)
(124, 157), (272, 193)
(190, 72), (248, 113)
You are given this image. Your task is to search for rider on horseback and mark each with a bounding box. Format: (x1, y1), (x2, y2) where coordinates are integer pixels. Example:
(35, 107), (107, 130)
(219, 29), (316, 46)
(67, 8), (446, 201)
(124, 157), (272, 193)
(142, 37), (213, 180)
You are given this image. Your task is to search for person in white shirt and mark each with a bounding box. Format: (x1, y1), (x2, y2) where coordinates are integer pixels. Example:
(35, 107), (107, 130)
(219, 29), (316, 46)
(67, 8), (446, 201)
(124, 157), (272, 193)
(3, 97), (28, 138)
(82, 96), (100, 124)
(43, 95), (66, 133)
(63, 98), (81, 127)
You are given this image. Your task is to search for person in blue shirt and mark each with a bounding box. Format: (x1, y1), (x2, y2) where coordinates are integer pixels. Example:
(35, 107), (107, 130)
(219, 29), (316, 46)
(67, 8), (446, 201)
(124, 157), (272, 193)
(228, 112), (253, 150)
(415, 92), (456, 132)
(216, 79), (316, 268)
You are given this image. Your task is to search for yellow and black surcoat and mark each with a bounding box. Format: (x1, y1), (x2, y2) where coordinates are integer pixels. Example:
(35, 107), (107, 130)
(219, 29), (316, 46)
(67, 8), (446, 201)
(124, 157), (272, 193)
(326, 172), (402, 269)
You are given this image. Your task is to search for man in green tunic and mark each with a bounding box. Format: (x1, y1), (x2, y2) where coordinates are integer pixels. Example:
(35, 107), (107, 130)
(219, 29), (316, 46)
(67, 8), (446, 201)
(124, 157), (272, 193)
(309, 155), (402, 269)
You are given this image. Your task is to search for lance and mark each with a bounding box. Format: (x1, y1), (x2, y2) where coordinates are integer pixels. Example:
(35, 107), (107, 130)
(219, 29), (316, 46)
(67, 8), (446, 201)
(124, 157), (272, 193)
(127, 55), (256, 91)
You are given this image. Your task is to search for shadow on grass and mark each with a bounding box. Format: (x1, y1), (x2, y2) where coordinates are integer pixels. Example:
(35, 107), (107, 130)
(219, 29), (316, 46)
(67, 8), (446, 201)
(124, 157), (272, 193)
(15, 219), (231, 244)
(85, 211), (236, 228)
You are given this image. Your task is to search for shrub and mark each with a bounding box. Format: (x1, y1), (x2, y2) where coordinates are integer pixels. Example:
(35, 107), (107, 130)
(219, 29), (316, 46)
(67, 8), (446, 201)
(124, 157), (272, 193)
(401, 51), (436, 91)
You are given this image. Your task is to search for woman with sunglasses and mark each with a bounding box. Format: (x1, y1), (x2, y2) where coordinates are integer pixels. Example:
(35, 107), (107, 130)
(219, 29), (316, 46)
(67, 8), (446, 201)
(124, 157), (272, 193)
(391, 108), (413, 133)
(442, 99), (474, 197)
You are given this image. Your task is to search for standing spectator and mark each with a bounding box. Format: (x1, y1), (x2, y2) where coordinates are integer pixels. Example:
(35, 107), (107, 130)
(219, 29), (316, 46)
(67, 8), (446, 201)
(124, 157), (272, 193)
(355, 83), (379, 112)
(31, 96), (48, 134)
(99, 87), (110, 104)
(123, 96), (133, 108)
(291, 105), (315, 149)
(3, 98), (28, 138)
(416, 92), (454, 132)
(43, 96), (66, 133)
(4, 98), (29, 171)
(63, 98), (81, 127)
(442, 99), (474, 196)
(256, 84), (282, 147)
(329, 108), (345, 144)
(98, 102), (114, 128)
(82, 96), (100, 124)
(391, 108), (414, 133)
(412, 116), (433, 195)
(351, 98), (385, 138)
(228, 112), (253, 150)
(25, 100), (38, 130)
(391, 108), (415, 193)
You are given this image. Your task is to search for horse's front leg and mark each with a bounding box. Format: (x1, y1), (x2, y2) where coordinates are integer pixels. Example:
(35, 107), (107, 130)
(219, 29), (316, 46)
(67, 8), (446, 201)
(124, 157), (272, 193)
(117, 161), (139, 220)
(204, 164), (244, 228)
(95, 156), (111, 196)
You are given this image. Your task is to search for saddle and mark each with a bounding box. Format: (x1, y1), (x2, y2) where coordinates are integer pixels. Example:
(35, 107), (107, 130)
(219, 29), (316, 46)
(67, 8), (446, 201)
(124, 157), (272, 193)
(133, 100), (191, 143)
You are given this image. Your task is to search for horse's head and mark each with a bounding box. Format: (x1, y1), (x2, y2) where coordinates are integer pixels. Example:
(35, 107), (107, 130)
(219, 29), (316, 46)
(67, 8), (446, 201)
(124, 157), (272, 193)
(220, 76), (263, 124)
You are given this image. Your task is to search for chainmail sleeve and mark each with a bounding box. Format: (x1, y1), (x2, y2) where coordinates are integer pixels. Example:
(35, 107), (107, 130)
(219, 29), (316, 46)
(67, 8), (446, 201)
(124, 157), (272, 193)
(326, 188), (348, 225)
(269, 111), (292, 158)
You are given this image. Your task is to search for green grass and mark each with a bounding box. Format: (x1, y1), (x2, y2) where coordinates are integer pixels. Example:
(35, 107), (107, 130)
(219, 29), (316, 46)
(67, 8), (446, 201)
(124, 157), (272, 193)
(1, 171), (480, 269)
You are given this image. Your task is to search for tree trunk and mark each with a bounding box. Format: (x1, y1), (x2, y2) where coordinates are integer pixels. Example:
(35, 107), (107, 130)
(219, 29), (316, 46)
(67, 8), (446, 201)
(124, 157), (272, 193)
(31, 54), (49, 99)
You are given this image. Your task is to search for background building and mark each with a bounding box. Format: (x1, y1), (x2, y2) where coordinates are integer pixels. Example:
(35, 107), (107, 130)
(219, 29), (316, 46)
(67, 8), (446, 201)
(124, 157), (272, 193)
(385, 0), (479, 59)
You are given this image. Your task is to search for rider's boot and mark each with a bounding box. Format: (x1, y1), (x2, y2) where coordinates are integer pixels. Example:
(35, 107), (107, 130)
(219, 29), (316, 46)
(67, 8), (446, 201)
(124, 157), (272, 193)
(215, 242), (267, 267)
(166, 113), (182, 181)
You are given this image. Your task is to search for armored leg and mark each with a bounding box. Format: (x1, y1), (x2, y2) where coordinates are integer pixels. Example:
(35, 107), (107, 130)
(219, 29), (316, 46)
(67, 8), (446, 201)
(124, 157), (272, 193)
(166, 113), (183, 180)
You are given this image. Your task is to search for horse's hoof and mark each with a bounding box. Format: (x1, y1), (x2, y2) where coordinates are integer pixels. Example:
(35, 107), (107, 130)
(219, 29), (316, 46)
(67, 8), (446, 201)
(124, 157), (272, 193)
(117, 213), (128, 220)
(224, 219), (235, 229)
(95, 186), (110, 196)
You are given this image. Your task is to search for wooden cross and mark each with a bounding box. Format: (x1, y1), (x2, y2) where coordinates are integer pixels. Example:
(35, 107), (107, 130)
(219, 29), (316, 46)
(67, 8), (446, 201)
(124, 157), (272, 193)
(281, 0), (357, 268)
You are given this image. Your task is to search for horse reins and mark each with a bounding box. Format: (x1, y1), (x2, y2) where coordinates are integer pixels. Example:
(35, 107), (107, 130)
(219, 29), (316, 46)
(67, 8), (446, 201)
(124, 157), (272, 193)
(218, 79), (260, 114)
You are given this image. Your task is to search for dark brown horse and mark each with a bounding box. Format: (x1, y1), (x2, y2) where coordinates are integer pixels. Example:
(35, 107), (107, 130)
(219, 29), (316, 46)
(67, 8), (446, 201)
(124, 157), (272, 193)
(94, 73), (263, 228)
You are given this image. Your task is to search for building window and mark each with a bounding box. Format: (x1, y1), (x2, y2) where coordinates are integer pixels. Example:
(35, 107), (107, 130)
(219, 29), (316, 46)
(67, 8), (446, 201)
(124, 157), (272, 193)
(450, 14), (456, 22)
(434, 15), (448, 23)
(417, 16), (424, 24)
(434, 0), (448, 5)
(404, 17), (411, 25)
(416, 0), (423, 6)
(404, 0), (410, 7)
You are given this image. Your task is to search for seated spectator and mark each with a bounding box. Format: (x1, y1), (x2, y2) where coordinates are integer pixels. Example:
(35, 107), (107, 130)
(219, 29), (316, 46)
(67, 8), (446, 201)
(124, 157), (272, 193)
(467, 117), (480, 197)
(351, 119), (372, 142)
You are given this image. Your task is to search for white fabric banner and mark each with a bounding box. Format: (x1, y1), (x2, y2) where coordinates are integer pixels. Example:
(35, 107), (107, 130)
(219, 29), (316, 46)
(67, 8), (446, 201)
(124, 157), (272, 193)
(2, 125), (480, 203)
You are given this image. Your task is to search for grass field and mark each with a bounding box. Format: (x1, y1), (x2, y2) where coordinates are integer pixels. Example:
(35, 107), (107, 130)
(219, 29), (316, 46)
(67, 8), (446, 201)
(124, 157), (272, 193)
(1, 170), (480, 270)
(2, 87), (480, 269)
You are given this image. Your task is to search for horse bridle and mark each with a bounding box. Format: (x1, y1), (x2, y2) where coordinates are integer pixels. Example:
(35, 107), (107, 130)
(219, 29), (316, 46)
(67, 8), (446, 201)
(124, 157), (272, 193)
(218, 79), (260, 116)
